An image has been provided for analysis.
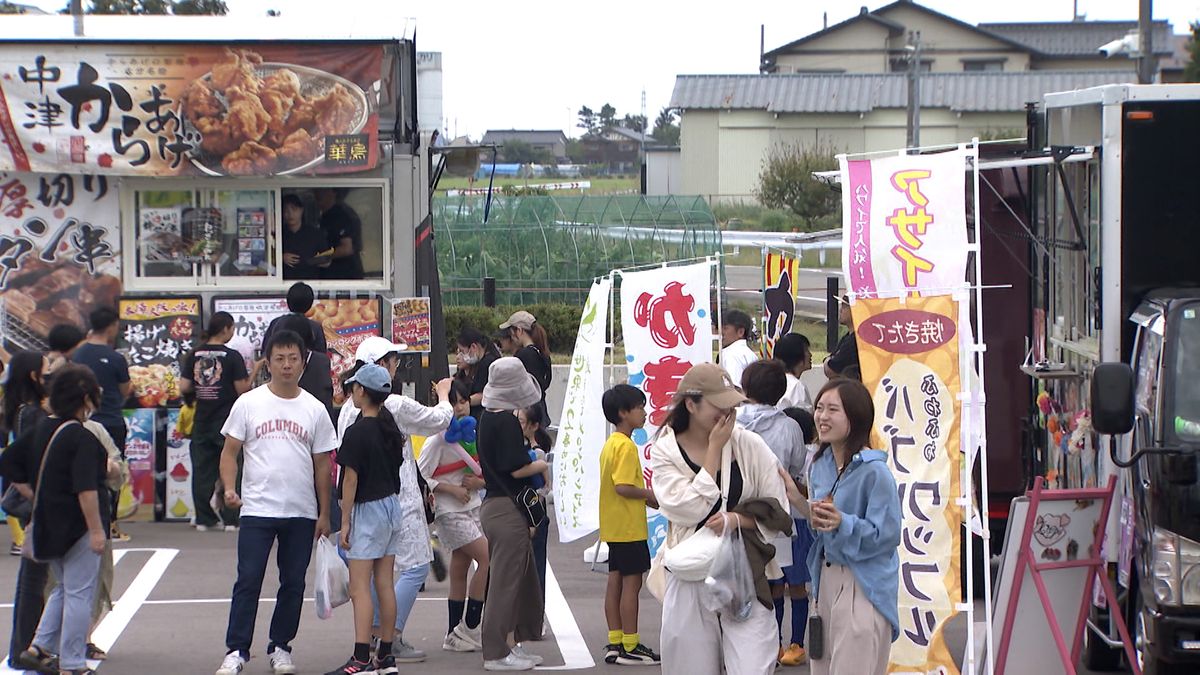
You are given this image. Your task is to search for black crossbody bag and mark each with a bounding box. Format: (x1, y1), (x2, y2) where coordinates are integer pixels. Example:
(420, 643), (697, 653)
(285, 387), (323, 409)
(481, 452), (547, 530)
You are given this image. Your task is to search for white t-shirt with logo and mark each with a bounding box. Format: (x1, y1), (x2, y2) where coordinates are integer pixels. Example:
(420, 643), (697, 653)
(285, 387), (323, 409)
(221, 385), (338, 519)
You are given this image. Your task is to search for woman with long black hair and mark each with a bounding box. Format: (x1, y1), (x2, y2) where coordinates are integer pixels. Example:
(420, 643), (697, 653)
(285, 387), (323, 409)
(497, 311), (552, 425)
(455, 329), (501, 421)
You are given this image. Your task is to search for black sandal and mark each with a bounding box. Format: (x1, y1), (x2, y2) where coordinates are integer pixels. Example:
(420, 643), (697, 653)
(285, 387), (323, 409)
(16, 645), (58, 675)
(86, 643), (107, 660)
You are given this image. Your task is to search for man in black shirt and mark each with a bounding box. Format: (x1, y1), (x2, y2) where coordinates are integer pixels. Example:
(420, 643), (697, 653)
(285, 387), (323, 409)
(824, 295), (860, 379)
(262, 282), (328, 355)
(315, 188), (365, 280)
(281, 194), (331, 280)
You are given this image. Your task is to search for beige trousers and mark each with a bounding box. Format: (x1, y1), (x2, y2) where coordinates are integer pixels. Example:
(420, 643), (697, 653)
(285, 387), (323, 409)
(660, 573), (777, 675)
(809, 563), (891, 675)
(480, 497), (544, 661)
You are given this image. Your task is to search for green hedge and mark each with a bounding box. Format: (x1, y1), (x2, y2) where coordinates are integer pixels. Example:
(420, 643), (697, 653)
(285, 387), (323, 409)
(444, 304), (584, 355)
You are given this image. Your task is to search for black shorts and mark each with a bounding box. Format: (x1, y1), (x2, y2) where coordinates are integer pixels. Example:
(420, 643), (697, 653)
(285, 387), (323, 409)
(607, 540), (651, 576)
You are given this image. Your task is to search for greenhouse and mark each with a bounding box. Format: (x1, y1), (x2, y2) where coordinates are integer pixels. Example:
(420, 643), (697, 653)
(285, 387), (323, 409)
(432, 194), (723, 305)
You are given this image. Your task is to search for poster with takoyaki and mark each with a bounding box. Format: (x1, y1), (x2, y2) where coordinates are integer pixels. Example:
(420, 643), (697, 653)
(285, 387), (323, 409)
(0, 171), (122, 359)
(307, 297), (381, 405)
(118, 296), (201, 408)
(391, 297), (432, 353)
(0, 44), (382, 176)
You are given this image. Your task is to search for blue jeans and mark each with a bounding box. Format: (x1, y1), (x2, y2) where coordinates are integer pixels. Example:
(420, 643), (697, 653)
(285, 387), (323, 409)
(372, 562), (430, 633)
(33, 535), (100, 671)
(225, 516), (315, 658)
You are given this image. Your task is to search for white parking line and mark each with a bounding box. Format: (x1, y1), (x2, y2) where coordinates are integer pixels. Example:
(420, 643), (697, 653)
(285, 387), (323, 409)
(539, 563), (595, 670)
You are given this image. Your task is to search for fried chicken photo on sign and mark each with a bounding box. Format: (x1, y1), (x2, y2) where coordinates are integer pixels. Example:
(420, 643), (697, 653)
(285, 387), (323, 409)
(222, 141), (278, 175)
(181, 80), (222, 123)
(210, 48), (263, 94)
(277, 128), (321, 166)
(225, 86), (271, 144)
(311, 84), (358, 136)
(195, 116), (242, 156)
(262, 69), (302, 102)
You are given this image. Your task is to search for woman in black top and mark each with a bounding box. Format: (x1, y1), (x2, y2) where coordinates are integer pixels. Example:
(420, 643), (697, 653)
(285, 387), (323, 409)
(455, 329), (500, 421)
(16, 365), (108, 675)
(476, 358), (549, 670)
(497, 311), (552, 425)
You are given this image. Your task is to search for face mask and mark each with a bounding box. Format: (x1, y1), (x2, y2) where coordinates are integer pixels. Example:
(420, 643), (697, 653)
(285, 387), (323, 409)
(462, 353), (479, 365)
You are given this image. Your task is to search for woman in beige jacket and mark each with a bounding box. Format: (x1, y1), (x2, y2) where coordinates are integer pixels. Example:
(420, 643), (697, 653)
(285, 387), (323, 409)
(648, 363), (789, 675)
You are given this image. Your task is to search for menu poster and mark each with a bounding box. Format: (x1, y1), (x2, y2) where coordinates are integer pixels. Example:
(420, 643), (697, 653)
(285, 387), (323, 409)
(122, 407), (157, 520)
(236, 207), (267, 267)
(391, 297), (432, 353)
(212, 296), (289, 352)
(139, 207), (182, 262)
(118, 296), (201, 407)
(164, 407), (194, 522)
(308, 298), (381, 405)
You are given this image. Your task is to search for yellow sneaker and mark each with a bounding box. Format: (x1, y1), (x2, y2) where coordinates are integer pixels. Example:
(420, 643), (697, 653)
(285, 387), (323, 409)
(779, 644), (807, 666)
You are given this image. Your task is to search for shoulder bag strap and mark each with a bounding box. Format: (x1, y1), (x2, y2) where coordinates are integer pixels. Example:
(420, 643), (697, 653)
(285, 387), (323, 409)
(29, 420), (80, 519)
(718, 439), (732, 513)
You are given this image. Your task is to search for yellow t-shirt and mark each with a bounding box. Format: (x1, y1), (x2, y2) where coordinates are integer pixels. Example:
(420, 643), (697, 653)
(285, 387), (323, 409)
(599, 431), (648, 543)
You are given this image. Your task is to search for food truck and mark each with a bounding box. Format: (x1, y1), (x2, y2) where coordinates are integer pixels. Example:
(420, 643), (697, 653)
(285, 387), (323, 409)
(0, 15), (434, 521)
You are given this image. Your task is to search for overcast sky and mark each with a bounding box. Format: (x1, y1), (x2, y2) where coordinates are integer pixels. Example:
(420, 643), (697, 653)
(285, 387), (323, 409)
(24, 0), (1200, 139)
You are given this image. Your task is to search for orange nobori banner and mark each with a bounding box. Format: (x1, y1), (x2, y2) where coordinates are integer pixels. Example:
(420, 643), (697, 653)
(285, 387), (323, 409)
(0, 44), (382, 176)
(853, 294), (964, 675)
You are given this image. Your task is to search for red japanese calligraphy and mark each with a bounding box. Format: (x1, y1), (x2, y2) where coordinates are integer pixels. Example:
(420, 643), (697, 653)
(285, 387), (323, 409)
(642, 355), (693, 426)
(633, 281), (697, 349)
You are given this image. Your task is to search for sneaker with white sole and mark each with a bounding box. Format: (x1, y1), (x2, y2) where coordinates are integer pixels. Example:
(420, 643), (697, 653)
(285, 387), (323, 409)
(394, 637), (426, 663)
(268, 646), (297, 674)
(452, 622), (482, 649)
(616, 644), (661, 666)
(215, 651), (246, 675)
(511, 644), (544, 666)
(443, 632), (478, 652)
(483, 652), (536, 671)
(374, 653), (398, 675)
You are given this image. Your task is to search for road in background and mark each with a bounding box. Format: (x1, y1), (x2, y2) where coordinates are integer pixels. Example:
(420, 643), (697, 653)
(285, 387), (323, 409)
(724, 266), (843, 319)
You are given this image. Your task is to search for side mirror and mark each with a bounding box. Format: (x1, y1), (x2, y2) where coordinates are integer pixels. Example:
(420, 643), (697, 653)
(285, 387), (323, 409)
(1092, 362), (1135, 435)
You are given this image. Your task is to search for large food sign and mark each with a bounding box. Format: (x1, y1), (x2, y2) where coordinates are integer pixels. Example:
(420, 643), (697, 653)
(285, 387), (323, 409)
(308, 298), (381, 405)
(0, 171), (121, 354)
(118, 296), (200, 408)
(0, 44), (382, 176)
(212, 296), (289, 351)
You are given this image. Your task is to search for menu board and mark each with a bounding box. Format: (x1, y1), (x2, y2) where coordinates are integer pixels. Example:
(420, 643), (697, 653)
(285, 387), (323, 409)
(122, 407), (157, 520)
(212, 296), (289, 352)
(236, 207), (268, 268)
(308, 298), (381, 404)
(164, 407), (194, 522)
(118, 296), (200, 407)
(391, 297), (432, 353)
(139, 207), (183, 263)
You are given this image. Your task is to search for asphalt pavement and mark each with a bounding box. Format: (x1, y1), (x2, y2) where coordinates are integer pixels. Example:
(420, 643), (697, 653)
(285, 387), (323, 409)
(0, 516), (1117, 675)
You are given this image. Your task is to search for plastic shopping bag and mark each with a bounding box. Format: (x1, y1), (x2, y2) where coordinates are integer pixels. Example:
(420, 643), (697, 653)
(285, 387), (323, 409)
(701, 518), (755, 622)
(313, 535), (350, 620)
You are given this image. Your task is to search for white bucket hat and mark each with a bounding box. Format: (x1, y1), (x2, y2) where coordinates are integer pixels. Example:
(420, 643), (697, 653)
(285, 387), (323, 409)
(481, 357), (542, 410)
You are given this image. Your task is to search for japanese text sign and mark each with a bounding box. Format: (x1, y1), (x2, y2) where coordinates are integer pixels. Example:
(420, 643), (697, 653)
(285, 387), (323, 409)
(121, 407), (158, 519)
(118, 296), (200, 408)
(308, 298), (381, 405)
(840, 150), (969, 297)
(0, 44), (382, 176)
(552, 278), (612, 543)
(390, 297), (432, 353)
(212, 296), (289, 352)
(853, 295), (963, 675)
(620, 262), (715, 557)
(762, 252), (799, 359)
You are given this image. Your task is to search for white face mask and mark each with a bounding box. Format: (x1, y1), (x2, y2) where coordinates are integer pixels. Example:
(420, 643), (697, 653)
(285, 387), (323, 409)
(462, 352), (479, 365)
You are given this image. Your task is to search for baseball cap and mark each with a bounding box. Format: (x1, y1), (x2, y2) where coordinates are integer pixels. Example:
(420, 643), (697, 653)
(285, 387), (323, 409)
(675, 363), (747, 410)
(354, 336), (408, 364)
(345, 363), (392, 394)
(499, 310), (536, 331)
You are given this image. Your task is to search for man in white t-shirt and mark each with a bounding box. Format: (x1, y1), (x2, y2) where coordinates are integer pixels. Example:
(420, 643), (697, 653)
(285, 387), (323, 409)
(719, 309), (760, 387)
(215, 329), (338, 675)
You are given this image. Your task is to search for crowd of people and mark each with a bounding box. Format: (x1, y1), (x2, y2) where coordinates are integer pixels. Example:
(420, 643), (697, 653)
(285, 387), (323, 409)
(0, 281), (900, 675)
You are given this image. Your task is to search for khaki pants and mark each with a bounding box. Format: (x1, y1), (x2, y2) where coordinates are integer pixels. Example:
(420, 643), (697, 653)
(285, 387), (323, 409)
(480, 497), (544, 660)
(660, 573), (777, 675)
(809, 563), (891, 675)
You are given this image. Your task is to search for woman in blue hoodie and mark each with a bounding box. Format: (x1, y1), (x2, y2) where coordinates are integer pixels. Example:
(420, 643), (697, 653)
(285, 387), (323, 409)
(784, 378), (900, 675)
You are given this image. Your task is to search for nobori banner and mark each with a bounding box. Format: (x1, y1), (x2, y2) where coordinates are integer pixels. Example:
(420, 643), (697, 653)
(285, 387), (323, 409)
(840, 150), (969, 297)
(0, 44), (382, 176)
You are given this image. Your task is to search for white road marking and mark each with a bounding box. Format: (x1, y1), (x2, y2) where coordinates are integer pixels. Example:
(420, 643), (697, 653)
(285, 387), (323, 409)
(538, 563), (595, 670)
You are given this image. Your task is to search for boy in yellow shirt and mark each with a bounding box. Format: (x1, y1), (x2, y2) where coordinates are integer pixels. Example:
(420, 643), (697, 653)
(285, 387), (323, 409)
(598, 384), (661, 666)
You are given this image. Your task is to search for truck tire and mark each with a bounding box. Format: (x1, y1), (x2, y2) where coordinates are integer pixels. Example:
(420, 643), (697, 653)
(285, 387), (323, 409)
(1082, 605), (1122, 671)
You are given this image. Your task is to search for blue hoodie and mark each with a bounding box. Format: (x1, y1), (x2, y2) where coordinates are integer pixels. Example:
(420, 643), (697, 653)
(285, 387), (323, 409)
(806, 447), (901, 642)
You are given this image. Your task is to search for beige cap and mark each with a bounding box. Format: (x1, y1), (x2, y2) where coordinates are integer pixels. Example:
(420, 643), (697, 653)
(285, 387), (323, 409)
(499, 310), (536, 331)
(675, 363), (747, 410)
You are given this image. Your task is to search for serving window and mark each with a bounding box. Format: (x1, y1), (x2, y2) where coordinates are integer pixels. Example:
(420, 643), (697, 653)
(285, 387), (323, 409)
(122, 178), (389, 291)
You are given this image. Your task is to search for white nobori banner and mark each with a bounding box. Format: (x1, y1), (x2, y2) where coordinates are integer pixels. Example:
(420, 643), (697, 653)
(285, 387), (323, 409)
(840, 149), (970, 297)
(552, 277), (613, 542)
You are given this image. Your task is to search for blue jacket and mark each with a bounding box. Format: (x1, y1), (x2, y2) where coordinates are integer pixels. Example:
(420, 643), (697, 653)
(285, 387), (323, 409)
(806, 448), (901, 642)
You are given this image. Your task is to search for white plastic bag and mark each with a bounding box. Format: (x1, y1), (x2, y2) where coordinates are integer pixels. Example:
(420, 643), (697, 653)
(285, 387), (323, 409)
(701, 518), (755, 622)
(313, 535), (350, 620)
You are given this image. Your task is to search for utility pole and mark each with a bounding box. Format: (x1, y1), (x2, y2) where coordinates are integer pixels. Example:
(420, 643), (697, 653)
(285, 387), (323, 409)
(70, 0), (83, 37)
(906, 31), (922, 151)
(1137, 0), (1155, 84)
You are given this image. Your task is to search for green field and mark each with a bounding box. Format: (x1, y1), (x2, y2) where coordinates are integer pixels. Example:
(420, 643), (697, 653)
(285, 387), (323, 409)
(435, 176), (638, 195)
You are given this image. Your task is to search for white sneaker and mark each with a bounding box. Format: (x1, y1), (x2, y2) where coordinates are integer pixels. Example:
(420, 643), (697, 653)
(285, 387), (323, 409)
(452, 622), (482, 649)
(224, 525), (239, 532)
(443, 632), (478, 652)
(268, 647), (297, 674)
(196, 524), (211, 532)
(215, 651), (245, 675)
(511, 644), (544, 666)
(483, 652), (536, 671)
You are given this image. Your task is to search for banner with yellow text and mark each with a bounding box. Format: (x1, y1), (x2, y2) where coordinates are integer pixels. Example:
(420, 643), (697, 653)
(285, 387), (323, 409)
(853, 295), (963, 675)
(762, 252), (799, 359)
